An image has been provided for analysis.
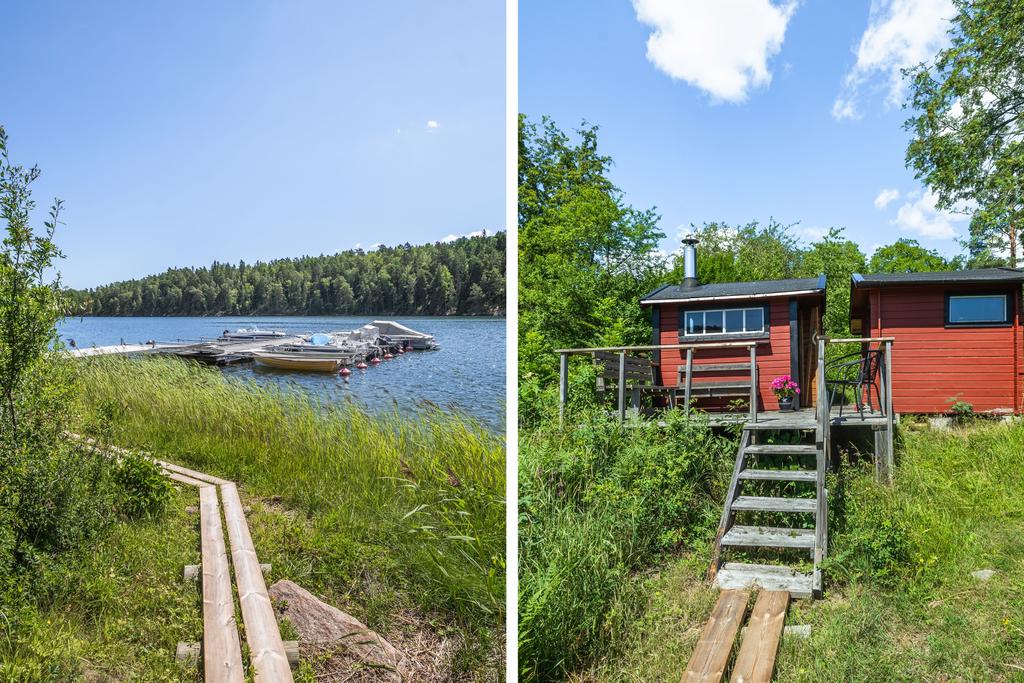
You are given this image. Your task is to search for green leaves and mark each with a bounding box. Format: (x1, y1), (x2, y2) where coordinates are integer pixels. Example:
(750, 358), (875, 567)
(904, 0), (1024, 266)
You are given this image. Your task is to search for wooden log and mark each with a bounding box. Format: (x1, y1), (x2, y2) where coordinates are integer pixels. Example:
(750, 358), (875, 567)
(681, 589), (749, 683)
(729, 591), (789, 683)
(199, 485), (245, 682)
(284, 640), (300, 667)
(220, 483), (293, 682)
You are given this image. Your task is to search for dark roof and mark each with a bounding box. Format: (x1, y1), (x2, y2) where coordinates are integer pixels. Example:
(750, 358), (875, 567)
(640, 275), (826, 304)
(852, 268), (1024, 287)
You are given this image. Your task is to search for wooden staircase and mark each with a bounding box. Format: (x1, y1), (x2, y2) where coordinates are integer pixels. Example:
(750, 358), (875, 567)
(707, 417), (828, 600)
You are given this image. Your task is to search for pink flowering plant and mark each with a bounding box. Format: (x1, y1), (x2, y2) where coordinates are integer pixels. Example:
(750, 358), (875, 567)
(770, 374), (800, 399)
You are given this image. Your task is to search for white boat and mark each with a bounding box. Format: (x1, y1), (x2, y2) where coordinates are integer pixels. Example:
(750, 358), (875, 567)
(370, 320), (440, 350)
(220, 326), (286, 341)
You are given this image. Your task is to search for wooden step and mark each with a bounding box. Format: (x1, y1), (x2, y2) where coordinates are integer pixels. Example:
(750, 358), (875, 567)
(690, 363), (752, 372)
(744, 444), (817, 456)
(721, 525), (815, 549)
(681, 589), (749, 683)
(732, 496), (816, 514)
(744, 421), (816, 431)
(738, 469), (816, 482)
(729, 590), (790, 683)
(715, 563), (812, 599)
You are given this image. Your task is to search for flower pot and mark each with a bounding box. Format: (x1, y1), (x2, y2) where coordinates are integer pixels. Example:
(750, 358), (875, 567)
(778, 396), (794, 411)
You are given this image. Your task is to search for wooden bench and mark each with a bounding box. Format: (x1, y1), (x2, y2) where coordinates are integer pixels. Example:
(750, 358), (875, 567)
(676, 347), (759, 422)
(593, 351), (675, 416)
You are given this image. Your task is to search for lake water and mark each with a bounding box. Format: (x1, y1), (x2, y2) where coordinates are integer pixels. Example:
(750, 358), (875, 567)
(57, 316), (506, 431)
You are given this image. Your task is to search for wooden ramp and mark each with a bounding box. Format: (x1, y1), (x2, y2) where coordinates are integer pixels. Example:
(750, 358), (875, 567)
(681, 590), (789, 683)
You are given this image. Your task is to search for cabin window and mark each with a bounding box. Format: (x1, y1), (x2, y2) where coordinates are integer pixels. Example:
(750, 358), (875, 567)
(946, 293), (1011, 325)
(684, 306), (766, 336)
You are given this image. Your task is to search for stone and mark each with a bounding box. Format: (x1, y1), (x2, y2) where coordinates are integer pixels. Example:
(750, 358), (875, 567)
(928, 416), (952, 431)
(268, 579), (407, 679)
(971, 569), (996, 582)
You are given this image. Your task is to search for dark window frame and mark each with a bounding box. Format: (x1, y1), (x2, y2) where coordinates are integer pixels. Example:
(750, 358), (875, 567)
(677, 302), (771, 342)
(944, 290), (1013, 327)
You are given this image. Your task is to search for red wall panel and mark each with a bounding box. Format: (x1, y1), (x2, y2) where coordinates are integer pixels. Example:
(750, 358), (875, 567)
(869, 284), (1023, 414)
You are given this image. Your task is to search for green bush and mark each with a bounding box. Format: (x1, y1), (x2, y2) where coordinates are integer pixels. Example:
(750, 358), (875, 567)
(519, 400), (733, 680)
(112, 453), (172, 519)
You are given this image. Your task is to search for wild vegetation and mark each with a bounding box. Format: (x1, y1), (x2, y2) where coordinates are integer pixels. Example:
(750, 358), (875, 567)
(76, 355), (506, 676)
(69, 231), (506, 316)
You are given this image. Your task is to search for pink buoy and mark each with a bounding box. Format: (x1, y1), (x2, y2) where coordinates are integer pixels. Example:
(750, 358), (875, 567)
(398, 347), (405, 354)
(370, 356), (382, 365)
(355, 361), (368, 370)
(339, 367), (351, 376)
(384, 352), (394, 360)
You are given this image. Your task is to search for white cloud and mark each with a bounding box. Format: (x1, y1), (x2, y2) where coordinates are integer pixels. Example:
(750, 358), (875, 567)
(833, 0), (954, 120)
(873, 188), (900, 209)
(794, 224), (828, 241)
(890, 189), (964, 239)
(441, 230), (485, 243)
(426, 120), (440, 129)
(631, 0), (797, 103)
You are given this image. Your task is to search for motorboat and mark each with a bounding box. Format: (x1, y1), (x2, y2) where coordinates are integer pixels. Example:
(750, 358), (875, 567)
(370, 320), (440, 350)
(220, 326), (286, 341)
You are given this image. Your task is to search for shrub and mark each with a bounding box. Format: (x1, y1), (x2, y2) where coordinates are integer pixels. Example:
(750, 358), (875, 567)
(519, 405), (733, 680)
(112, 453), (171, 519)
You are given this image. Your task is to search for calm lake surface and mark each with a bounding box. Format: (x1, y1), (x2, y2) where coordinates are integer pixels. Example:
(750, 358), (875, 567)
(57, 316), (506, 431)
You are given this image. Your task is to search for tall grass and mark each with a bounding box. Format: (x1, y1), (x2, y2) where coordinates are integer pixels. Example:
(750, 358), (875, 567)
(519, 404), (734, 681)
(75, 355), (505, 632)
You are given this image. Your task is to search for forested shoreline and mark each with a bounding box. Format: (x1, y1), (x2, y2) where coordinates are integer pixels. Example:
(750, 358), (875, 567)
(69, 232), (505, 317)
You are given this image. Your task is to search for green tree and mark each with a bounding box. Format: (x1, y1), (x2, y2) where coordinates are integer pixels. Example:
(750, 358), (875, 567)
(904, 0), (1024, 266)
(868, 238), (958, 273)
(0, 127), (66, 436)
(801, 228), (866, 337)
(518, 116), (664, 380)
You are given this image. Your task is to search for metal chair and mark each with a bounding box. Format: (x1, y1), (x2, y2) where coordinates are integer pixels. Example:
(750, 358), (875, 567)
(826, 349), (883, 418)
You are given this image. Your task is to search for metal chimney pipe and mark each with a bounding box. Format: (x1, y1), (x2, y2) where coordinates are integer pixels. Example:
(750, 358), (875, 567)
(681, 236), (699, 288)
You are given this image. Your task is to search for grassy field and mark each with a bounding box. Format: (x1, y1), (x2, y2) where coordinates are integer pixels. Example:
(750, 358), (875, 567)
(569, 418), (1024, 682)
(2, 354), (506, 680)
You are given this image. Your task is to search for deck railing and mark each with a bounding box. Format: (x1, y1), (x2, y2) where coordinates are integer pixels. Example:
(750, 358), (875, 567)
(554, 341), (760, 425)
(817, 336), (895, 482)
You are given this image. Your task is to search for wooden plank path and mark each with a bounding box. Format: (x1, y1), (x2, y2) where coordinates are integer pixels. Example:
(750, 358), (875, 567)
(730, 591), (789, 683)
(681, 590), (749, 683)
(67, 342), (181, 357)
(681, 590), (791, 683)
(71, 435), (293, 682)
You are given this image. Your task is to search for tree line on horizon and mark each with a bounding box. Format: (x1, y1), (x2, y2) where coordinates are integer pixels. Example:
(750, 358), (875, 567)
(68, 232), (506, 317)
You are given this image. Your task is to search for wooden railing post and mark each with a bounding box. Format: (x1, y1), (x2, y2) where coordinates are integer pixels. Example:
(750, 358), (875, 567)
(817, 337), (828, 459)
(618, 350), (627, 423)
(883, 340), (895, 482)
(749, 344), (758, 424)
(558, 352), (568, 426)
(683, 347), (694, 417)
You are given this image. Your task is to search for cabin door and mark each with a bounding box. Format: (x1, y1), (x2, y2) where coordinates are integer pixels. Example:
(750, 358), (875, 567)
(798, 300), (820, 408)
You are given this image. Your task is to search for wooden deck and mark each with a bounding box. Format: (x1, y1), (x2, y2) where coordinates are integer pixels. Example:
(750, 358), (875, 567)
(703, 407), (887, 429)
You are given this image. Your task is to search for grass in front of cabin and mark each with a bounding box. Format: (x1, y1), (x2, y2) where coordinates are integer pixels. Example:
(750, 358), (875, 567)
(73, 355), (505, 679)
(574, 418), (1024, 682)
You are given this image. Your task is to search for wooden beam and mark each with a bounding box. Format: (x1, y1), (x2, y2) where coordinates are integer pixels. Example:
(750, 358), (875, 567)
(681, 590), (750, 683)
(684, 348), (694, 416)
(618, 351), (627, 423)
(220, 483), (293, 682)
(558, 353), (568, 426)
(555, 341), (762, 354)
(199, 485), (245, 682)
(729, 591), (789, 683)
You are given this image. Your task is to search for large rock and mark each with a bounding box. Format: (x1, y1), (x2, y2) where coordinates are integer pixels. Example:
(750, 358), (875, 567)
(268, 579), (407, 680)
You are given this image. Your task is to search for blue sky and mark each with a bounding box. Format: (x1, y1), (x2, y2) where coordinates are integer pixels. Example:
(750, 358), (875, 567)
(520, 0), (962, 261)
(1, 1), (504, 288)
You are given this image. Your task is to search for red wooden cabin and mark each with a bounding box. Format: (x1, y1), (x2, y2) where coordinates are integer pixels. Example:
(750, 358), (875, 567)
(849, 268), (1024, 414)
(640, 239), (826, 412)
